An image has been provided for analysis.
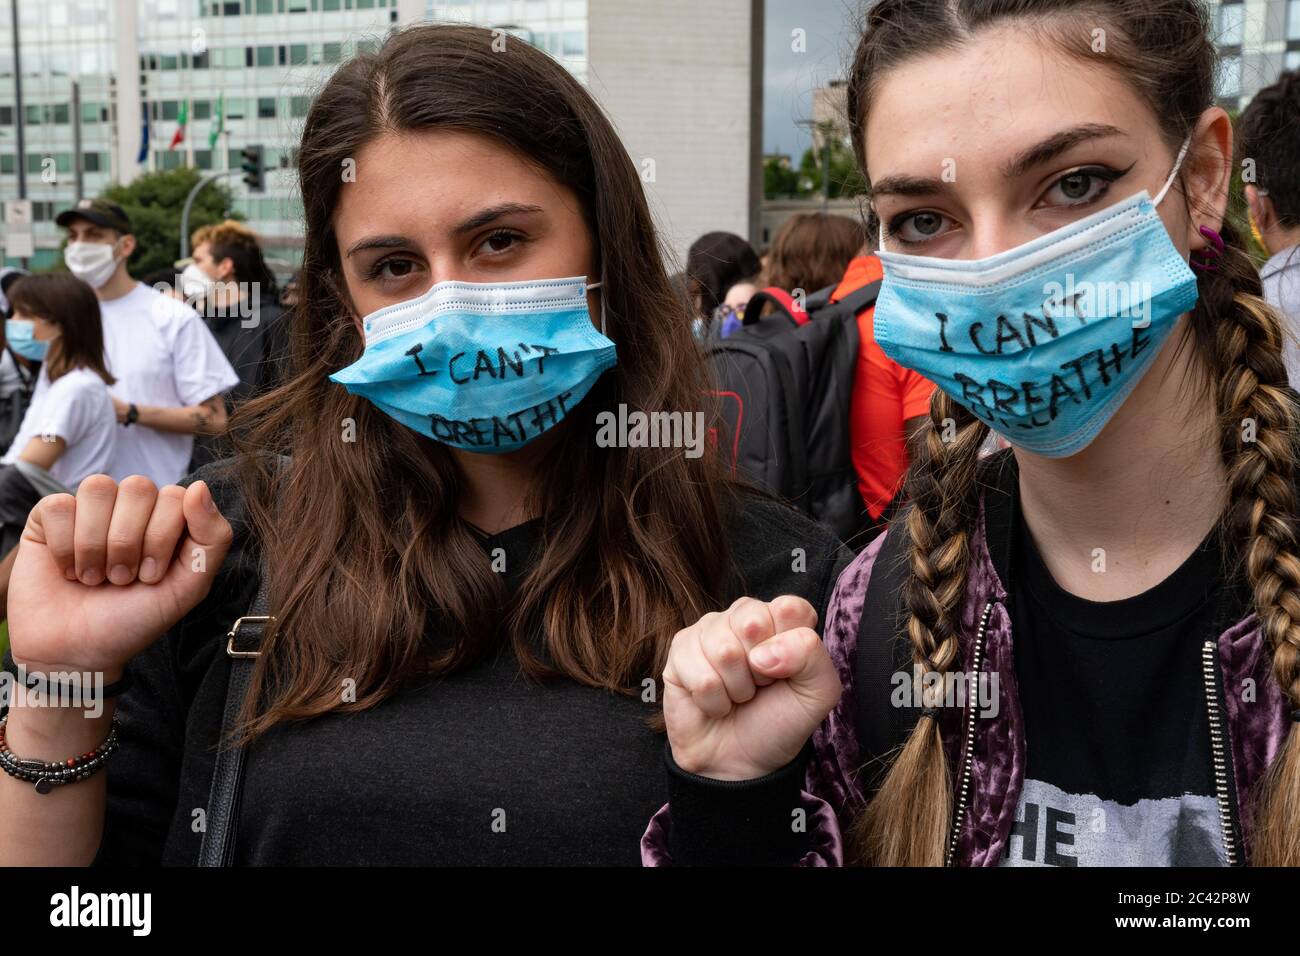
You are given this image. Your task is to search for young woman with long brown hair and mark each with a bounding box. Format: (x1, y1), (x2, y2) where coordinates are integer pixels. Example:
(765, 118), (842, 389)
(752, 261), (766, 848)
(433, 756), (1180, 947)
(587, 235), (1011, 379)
(0, 24), (848, 866)
(650, 0), (1300, 867)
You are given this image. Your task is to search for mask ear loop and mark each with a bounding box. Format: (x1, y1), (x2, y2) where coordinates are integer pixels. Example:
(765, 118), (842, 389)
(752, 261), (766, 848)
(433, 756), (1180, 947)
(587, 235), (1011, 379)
(585, 278), (607, 336)
(1153, 134), (1194, 207)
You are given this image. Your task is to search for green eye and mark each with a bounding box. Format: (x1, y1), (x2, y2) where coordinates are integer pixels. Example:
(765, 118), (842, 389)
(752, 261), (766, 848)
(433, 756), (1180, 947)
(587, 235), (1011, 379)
(1060, 172), (1092, 200)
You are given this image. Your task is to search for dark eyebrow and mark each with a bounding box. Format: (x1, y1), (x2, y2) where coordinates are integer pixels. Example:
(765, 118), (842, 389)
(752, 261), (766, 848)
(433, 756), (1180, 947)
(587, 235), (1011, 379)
(870, 174), (946, 200)
(1002, 123), (1126, 179)
(452, 202), (545, 236)
(870, 124), (1129, 201)
(343, 203), (546, 258)
(344, 234), (410, 258)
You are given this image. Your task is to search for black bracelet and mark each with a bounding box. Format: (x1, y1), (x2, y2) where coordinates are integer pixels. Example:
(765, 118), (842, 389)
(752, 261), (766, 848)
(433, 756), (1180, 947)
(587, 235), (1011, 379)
(0, 714), (120, 794)
(1, 650), (133, 700)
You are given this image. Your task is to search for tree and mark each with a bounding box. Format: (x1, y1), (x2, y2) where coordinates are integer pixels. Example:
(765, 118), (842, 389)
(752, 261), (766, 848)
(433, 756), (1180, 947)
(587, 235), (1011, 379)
(797, 128), (867, 200)
(79, 167), (243, 278)
(764, 155), (801, 200)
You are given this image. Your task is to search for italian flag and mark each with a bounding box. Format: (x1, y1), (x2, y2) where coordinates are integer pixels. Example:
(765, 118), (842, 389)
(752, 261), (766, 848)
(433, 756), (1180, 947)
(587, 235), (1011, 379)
(169, 99), (188, 150)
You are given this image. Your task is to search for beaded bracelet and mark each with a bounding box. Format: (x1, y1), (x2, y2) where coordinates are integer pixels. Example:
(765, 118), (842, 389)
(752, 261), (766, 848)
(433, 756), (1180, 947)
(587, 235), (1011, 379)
(0, 714), (120, 794)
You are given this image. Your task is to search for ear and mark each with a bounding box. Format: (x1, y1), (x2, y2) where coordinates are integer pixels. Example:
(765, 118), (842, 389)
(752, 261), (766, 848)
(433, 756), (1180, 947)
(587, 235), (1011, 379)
(219, 257), (236, 282)
(1183, 107), (1234, 252)
(118, 233), (137, 258)
(1244, 184), (1274, 233)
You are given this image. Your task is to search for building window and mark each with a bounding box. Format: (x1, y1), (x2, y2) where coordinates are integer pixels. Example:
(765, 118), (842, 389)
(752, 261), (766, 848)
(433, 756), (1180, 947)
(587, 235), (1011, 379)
(1288, 0), (1300, 40)
(195, 149), (213, 169)
(223, 0), (240, 13)
(322, 42), (342, 63)
(83, 152), (101, 172)
(1218, 2), (1245, 47)
(290, 95), (311, 117)
(257, 45), (275, 67)
(0, 106), (11, 125)
(256, 0), (273, 12)
(0, 154), (14, 174)
(290, 43), (308, 65)
(258, 97), (276, 118)
(162, 100), (179, 120)
(194, 100), (211, 119)
(193, 50), (209, 69)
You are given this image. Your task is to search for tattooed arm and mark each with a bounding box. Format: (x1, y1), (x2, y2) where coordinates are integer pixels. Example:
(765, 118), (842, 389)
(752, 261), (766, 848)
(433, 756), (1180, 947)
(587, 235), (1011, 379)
(111, 393), (229, 436)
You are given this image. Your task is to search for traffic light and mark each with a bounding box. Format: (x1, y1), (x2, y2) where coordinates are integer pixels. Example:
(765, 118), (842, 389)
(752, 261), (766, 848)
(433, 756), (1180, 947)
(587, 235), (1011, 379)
(240, 144), (265, 193)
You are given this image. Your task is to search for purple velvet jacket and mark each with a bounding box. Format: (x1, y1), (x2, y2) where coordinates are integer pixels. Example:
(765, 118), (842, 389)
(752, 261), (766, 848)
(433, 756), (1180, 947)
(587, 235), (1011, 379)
(643, 453), (1292, 866)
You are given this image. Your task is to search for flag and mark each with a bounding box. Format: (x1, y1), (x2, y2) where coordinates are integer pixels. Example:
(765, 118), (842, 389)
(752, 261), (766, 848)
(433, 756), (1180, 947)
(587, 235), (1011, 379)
(169, 99), (188, 150)
(136, 106), (149, 164)
(208, 92), (224, 149)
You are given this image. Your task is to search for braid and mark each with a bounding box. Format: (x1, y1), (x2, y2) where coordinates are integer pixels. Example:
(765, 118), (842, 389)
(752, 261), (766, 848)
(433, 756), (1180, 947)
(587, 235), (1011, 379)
(1207, 226), (1300, 865)
(853, 389), (989, 866)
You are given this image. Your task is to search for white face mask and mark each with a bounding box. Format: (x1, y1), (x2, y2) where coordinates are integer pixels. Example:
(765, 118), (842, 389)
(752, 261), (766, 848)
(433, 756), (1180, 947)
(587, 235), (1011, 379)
(181, 262), (216, 300)
(64, 240), (123, 289)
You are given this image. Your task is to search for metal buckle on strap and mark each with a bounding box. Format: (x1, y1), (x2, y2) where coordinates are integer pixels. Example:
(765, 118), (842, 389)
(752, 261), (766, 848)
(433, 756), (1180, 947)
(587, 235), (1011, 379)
(226, 615), (275, 658)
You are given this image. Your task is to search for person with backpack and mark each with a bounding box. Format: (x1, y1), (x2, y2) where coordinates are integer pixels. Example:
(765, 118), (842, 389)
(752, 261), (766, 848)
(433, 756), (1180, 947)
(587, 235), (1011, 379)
(648, 0), (1300, 867)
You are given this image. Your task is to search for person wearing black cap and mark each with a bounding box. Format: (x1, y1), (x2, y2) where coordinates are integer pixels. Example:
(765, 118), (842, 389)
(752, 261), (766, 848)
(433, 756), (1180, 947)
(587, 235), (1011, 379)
(56, 198), (239, 487)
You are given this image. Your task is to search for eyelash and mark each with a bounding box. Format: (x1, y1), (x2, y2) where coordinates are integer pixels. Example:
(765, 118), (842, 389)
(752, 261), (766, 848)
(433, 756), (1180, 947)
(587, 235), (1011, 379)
(360, 229), (528, 282)
(883, 163), (1135, 248)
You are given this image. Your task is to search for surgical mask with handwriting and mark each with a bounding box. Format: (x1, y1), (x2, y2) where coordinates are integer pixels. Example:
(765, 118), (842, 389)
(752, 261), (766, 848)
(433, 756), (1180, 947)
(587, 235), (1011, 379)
(330, 275), (617, 453)
(873, 137), (1200, 457)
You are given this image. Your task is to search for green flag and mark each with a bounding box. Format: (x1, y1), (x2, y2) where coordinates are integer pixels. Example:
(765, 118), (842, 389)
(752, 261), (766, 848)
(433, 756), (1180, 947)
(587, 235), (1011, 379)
(208, 92), (224, 149)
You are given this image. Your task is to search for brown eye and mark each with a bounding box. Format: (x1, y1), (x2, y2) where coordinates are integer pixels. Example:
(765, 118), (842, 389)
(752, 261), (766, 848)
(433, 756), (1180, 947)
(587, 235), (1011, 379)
(380, 258), (416, 279)
(481, 230), (518, 254)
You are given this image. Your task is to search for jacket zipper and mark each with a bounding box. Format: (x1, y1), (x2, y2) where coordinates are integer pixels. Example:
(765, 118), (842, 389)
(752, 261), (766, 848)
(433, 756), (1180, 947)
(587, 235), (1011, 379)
(945, 601), (995, 867)
(1200, 640), (1241, 866)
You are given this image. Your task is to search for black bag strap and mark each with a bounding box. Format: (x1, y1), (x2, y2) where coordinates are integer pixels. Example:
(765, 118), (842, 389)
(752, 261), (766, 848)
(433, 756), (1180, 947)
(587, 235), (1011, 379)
(830, 278), (883, 319)
(854, 515), (919, 796)
(197, 570), (274, 867)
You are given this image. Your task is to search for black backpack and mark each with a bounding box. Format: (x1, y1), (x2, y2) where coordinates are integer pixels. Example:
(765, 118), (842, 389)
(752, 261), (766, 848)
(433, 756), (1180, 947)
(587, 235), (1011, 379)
(705, 279), (882, 549)
(0, 347), (38, 457)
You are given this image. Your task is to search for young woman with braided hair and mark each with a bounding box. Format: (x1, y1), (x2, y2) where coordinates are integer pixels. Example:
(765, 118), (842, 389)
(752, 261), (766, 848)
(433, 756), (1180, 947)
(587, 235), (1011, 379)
(646, 0), (1300, 867)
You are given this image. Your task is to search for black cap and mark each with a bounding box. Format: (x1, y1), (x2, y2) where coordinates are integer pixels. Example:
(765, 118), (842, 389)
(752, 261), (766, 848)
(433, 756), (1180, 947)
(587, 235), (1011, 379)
(56, 198), (132, 234)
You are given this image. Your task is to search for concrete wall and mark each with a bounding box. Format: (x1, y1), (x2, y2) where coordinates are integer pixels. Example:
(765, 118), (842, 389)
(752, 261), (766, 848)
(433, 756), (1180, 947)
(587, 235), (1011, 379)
(586, 0), (762, 271)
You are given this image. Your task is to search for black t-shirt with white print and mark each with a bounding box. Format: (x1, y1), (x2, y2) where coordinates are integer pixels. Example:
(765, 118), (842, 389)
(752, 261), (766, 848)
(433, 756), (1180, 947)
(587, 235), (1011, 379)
(1003, 504), (1228, 866)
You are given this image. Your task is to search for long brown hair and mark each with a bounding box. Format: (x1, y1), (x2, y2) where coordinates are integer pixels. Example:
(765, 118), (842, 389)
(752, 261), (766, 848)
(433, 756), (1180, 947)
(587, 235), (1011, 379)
(225, 24), (734, 741)
(7, 273), (115, 385)
(846, 0), (1300, 866)
(763, 213), (864, 293)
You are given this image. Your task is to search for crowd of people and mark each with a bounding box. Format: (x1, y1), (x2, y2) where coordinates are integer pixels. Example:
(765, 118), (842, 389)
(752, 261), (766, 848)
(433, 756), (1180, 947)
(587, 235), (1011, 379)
(2, 0), (1300, 870)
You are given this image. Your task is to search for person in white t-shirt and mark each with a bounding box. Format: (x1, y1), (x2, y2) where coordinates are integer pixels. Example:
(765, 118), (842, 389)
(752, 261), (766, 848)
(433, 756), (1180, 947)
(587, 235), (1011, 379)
(0, 273), (117, 490)
(55, 198), (240, 486)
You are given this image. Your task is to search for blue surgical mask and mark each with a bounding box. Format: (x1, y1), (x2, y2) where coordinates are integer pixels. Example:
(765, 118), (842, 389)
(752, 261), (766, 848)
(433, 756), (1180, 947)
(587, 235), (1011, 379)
(5, 318), (49, 362)
(330, 275), (617, 453)
(873, 137), (1200, 458)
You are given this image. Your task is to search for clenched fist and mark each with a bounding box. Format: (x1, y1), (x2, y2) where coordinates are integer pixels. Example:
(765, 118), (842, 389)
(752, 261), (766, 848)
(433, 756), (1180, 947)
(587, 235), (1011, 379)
(663, 594), (841, 781)
(6, 474), (234, 678)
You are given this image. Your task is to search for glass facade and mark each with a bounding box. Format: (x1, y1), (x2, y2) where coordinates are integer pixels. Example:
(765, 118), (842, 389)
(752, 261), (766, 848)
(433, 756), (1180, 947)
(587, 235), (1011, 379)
(0, 0), (116, 268)
(2, 0), (591, 268)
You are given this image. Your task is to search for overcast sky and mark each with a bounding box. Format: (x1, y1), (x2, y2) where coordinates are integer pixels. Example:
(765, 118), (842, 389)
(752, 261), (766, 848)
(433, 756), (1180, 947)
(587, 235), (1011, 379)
(763, 0), (864, 158)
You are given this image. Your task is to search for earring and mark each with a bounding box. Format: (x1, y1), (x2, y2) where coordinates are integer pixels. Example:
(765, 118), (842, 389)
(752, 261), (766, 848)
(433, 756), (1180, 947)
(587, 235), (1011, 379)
(1191, 225), (1225, 273)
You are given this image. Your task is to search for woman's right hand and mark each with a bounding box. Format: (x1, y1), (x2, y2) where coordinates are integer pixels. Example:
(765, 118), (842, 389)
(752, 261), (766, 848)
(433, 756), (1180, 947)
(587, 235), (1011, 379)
(663, 595), (842, 781)
(7, 475), (234, 676)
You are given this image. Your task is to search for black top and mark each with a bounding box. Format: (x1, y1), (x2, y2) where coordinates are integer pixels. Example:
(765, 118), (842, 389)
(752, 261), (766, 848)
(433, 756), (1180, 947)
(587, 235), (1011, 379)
(189, 295), (288, 471)
(1002, 503), (1227, 866)
(8, 460), (850, 866)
